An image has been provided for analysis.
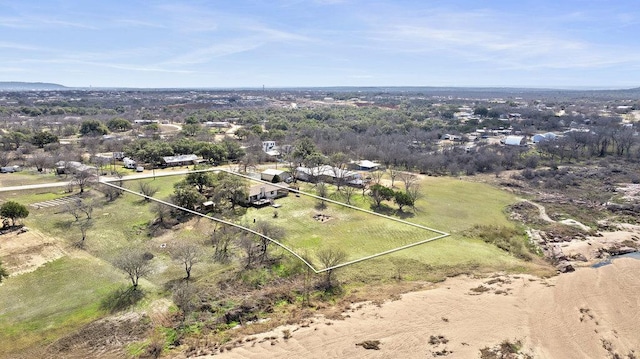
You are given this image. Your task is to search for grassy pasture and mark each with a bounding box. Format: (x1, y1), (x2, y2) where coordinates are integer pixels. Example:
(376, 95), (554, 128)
(0, 256), (122, 355)
(0, 171), (62, 188)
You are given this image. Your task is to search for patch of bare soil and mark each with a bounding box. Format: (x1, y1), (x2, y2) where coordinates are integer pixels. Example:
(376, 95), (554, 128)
(39, 312), (152, 359)
(0, 228), (66, 276)
(312, 213), (332, 223)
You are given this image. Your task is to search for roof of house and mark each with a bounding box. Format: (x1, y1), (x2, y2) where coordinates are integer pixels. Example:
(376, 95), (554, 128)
(162, 154), (199, 163)
(504, 135), (525, 146)
(55, 161), (96, 172)
(262, 168), (289, 176)
(354, 160), (380, 169)
(296, 165), (360, 179)
(248, 183), (289, 197)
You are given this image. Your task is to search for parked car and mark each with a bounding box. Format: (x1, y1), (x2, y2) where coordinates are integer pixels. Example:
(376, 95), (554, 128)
(0, 166), (20, 173)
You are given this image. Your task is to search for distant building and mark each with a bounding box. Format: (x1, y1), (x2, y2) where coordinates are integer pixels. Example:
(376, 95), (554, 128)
(502, 135), (526, 146)
(532, 132), (557, 143)
(134, 119), (160, 124)
(296, 165), (362, 186)
(161, 154), (199, 167)
(260, 169), (292, 183)
(351, 160), (380, 171)
(55, 161), (95, 175)
(262, 141), (280, 157)
(204, 121), (231, 128)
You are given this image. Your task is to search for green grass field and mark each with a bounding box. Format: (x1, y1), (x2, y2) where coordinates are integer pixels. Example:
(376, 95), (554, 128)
(0, 256), (122, 355)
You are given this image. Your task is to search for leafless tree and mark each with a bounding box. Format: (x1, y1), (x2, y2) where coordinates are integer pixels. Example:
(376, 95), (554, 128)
(316, 248), (347, 288)
(253, 220), (286, 264)
(172, 282), (198, 322)
(72, 169), (95, 193)
(0, 151), (11, 167)
(139, 181), (159, 201)
(239, 234), (258, 269)
(113, 248), (153, 290)
(388, 166), (399, 188)
(65, 200), (83, 221)
(407, 184), (422, 211)
(29, 151), (54, 172)
(210, 224), (236, 263)
(329, 152), (349, 190)
(370, 170), (384, 185)
(65, 198), (93, 221)
(101, 177), (124, 201)
(316, 182), (328, 210)
(171, 242), (200, 280)
(398, 172), (418, 192)
(151, 202), (173, 228)
(342, 185), (357, 205)
(80, 199), (94, 219)
(76, 219), (92, 248)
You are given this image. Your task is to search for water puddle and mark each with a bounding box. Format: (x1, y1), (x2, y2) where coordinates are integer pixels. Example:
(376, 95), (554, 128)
(592, 251), (640, 268)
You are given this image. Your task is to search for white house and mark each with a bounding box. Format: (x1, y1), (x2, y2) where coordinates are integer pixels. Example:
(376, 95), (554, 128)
(247, 183), (289, 206)
(262, 141), (276, 152)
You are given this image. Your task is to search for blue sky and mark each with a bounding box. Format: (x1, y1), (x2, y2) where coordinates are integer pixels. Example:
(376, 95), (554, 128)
(1, 0), (639, 88)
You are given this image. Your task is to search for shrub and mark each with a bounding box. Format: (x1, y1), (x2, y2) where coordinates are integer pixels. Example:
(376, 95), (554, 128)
(464, 225), (533, 261)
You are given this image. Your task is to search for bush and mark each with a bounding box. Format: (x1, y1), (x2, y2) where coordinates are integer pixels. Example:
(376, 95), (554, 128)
(464, 225), (533, 261)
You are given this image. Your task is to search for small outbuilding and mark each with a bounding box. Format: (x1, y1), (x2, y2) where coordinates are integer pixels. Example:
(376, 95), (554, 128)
(260, 169), (292, 183)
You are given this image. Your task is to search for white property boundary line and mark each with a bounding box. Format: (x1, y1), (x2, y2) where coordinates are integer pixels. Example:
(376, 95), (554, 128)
(99, 168), (450, 273)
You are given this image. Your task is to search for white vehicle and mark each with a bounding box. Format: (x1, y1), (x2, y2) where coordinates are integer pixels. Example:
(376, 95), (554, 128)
(123, 157), (137, 169)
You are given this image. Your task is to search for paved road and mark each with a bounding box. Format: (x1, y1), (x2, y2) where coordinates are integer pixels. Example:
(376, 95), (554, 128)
(0, 181), (71, 192)
(0, 168), (212, 192)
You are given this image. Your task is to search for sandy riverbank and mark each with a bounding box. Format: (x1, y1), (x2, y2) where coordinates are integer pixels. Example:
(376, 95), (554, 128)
(203, 258), (639, 359)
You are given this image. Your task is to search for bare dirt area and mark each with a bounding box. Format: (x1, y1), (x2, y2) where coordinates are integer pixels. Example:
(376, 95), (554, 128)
(21, 311), (153, 359)
(208, 259), (640, 359)
(0, 228), (66, 276)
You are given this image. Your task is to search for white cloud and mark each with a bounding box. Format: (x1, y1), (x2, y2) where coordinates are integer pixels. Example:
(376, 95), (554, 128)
(362, 6), (640, 72)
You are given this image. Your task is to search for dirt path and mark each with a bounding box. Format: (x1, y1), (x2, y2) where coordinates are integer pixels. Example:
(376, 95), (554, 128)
(520, 199), (554, 222)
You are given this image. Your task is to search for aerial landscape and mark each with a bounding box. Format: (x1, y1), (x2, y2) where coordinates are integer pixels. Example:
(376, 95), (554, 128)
(1, 1), (640, 359)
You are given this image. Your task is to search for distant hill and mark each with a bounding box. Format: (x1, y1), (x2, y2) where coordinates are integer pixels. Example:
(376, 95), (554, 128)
(0, 82), (67, 90)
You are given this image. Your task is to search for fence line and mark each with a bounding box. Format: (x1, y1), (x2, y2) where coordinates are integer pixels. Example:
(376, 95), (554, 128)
(100, 167), (450, 273)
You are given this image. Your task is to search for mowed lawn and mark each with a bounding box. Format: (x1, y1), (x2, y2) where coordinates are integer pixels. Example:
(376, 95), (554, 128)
(244, 193), (443, 269)
(244, 175), (522, 271)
